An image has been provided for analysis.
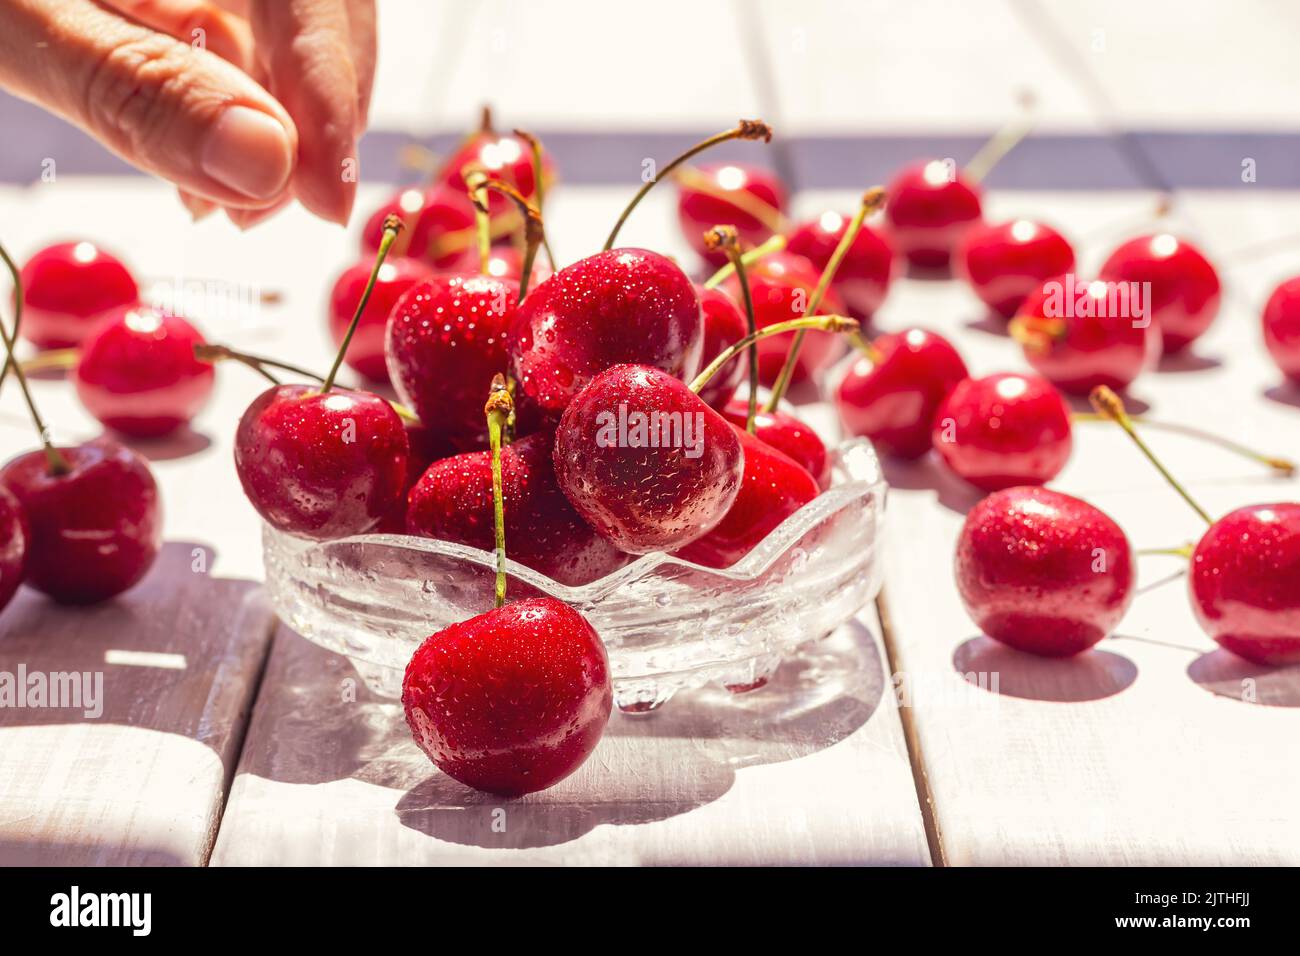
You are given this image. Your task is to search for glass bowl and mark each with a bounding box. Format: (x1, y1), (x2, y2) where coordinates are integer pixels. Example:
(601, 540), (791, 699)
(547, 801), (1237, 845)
(262, 438), (887, 713)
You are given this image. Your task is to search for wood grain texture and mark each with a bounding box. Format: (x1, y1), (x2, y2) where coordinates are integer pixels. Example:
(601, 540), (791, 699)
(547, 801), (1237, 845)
(211, 609), (930, 866)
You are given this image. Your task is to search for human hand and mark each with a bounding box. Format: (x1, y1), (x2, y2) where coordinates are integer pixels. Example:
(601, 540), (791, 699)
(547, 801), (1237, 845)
(0, 0), (376, 227)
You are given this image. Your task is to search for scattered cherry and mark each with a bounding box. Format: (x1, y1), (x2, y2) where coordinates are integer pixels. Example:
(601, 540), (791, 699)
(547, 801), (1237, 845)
(884, 161), (982, 271)
(786, 210), (894, 321)
(1262, 276), (1300, 385)
(1098, 234), (1221, 354)
(955, 219), (1074, 318)
(835, 328), (969, 460)
(956, 486), (1134, 656)
(17, 241), (139, 349)
(676, 162), (786, 267)
(73, 305), (216, 438)
(328, 256), (434, 384)
(0, 485), (28, 612)
(933, 372), (1072, 491)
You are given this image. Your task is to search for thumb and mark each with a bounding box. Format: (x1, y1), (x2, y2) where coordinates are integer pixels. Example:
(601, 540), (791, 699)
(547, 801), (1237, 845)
(0, 0), (297, 208)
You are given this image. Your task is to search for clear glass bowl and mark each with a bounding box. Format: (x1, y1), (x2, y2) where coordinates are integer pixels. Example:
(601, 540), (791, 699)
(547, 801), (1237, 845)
(262, 438), (887, 713)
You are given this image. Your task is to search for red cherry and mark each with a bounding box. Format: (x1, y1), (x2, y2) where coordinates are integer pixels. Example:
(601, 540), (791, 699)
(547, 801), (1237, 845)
(481, 245), (553, 285)
(1190, 503), (1300, 666)
(438, 129), (550, 219)
(1262, 276), (1300, 385)
(17, 241), (139, 349)
(328, 256), (434, 384)
(956, 487), (1134, 656)
(674, 426), (819, 569)
(509, 249), (703, 417)
(1098, 233), (1221, 354)
(403, 596), (611, 797)
(0, 438), (161, 604)
(1013, 275), (1162, 395)
(407, 431), (629, 586)
(955, 219), (1075, 318)
(676, 163), (786, 267)
(722, 251), (845, 387)
(0, 485), (29, 612)
(72, 306), (215, 438)
(720, 399), (830, 489)
(835, 328), (969, 459)
(361, 186), (477, 271)
(553, 364), (743, 553)
(386, 273), (519, 450)
(374, 422), (459, 534)
(234, 384), (408, 539)
(786, 211), (894, 320)
(933, 372), (1073, 491)
(884, 161), (982, 271)
(695, 285), (749, 411)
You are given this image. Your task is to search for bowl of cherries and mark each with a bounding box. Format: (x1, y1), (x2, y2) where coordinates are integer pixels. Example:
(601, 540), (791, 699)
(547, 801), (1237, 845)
(219, 120), (889, 796)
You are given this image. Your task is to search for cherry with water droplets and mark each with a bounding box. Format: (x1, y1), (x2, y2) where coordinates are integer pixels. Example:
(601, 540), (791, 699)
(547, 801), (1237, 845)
(786, 210), (894, 321)
(884, 161), (982, 271)
(955, 219), (1075, 319)
(1098, 233), (1221, 354)
(328, 256), (434, 384)
(720, 399), (830, 489)
(16, 241), (139, 349)
(956, 486), (1134, 656)
(1262, 276), (1300, 386)
(694, 285), (749, 411)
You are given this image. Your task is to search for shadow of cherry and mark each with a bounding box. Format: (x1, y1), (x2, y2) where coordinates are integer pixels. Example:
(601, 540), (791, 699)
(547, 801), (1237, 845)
(1264, 384), (1300, 410)
(881, 454), (985, 516)
(1157, 350), (1222, 374)
(1186, 649), (1300, 708)
(952, 635), (1138, 702)
(114, 425), (213, 462)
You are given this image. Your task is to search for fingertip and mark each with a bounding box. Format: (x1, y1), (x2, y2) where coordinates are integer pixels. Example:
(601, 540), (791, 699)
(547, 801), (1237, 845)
(201, 105), (295, 201)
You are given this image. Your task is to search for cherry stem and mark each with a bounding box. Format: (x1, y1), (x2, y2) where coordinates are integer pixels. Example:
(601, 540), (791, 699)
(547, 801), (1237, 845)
(965, 90), (1036, 183)
(19, 348), (79, 375)
(689, 314), (858, 395)
(849, 329), (883, 364)
(764, 187), (886, 412)
(485, 373), (514, 609)
(464, 167), (493, 274)
(703, 234), (787, 289)
(1008, 315), (1067, 353)
(321, 215), (402, 393)
(0, 239), (69, 475)
(1089, 385), (1213, 526)
(513, 129), (557, 269)
(1072, 412), (1294, 476)
(670, 166), (787, 234)
(1136, 544), (1195, 559)
(426, 209), (523, 263)
(475, 179), (546, 302)
(706, 225), (759, 432)
(602, 119), (773, 251)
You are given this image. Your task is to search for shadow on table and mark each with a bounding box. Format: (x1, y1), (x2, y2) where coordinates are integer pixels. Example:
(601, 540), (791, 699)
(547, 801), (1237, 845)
(1157, 351), (1222, 374)
(952, 635), (1138, 702)
(881, 454), (984, 516)
(385, 619), (888, 849)
(118, 425), (213, 462)
(1263, 384), (1300, 409)
(1187, 650), (1300, 708)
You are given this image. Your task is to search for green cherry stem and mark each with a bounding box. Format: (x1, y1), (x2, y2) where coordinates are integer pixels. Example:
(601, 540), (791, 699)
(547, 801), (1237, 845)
(1136, 544), (1195, 559)
(1090, 385), (1213, 526)
(0, 239), (69, 475)
(1072, 411), (1294, 476)
(764, 187), (885, 413)
(689, 314), (859, 395)
(485, 373), (514, 608)
(464, 167), (493, 274)
(603, 119), (773, 251)
(477, 179), (546, 302)
(514, 128), (557, 269)
(705, 225), (759, 432)
(703, 233), (787, 289)
(322, 215), (402, 393)
(964, 90), (1036, 183)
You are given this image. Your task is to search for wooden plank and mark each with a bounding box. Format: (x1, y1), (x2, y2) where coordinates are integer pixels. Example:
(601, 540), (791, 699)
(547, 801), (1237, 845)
(211, 607), (931, 866)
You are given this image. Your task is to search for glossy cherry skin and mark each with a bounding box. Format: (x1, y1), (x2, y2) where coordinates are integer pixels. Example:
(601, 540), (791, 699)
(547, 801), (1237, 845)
(553, 364), (743, 553)
(0, 485), (29, 612)
(403, 596), (611, 797)
(0, 438), (161, 604)
(437, 129), (552, 219)
(695, 286), (749, 411)
(956, 487), (1134, 656)
(723, 251), (846, 387)
(386, 273), (519, 450)
(328, 256), (434, 384)
(72, 306), (215, 438)
(933, 373), (1073, 491)
(407, 432), (629, 586)
(1098, 234), (1221, 353)
(510, 249), (703, 418)
(374, 422), (459, 534)
(835, 328), (969, 460)
(234, 384), (409, 540)
(884, 161), (983, 271)
(1015, 276), (1162, 395)
(1262, 277), (1300, 385)
(361, 186), (477, 271)
(786, 211), (894, 321)
(674, 426), (819, 569)
(720, 400), (830, 489)
(676, 163), (786, 267)
(956, 219), (1075, 318)
(17, 241), (139, 349)
(1190, 503), (1300, 666)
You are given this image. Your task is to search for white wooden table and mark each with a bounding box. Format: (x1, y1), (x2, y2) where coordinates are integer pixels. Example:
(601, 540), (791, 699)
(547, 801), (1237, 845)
(1, 0), (1299, 866)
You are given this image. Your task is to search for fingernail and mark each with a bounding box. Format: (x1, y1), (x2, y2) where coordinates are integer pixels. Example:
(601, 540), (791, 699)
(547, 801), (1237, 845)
(201, 106), (293, 200)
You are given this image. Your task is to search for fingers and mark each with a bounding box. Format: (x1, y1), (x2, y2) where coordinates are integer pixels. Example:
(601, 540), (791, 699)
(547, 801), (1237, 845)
(0, 0), (297, 209)
(343, 0), (376, 132)
(249, 0), (360, 225)
(98, 0), (254, 70)
(178, 188), (218, 221)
